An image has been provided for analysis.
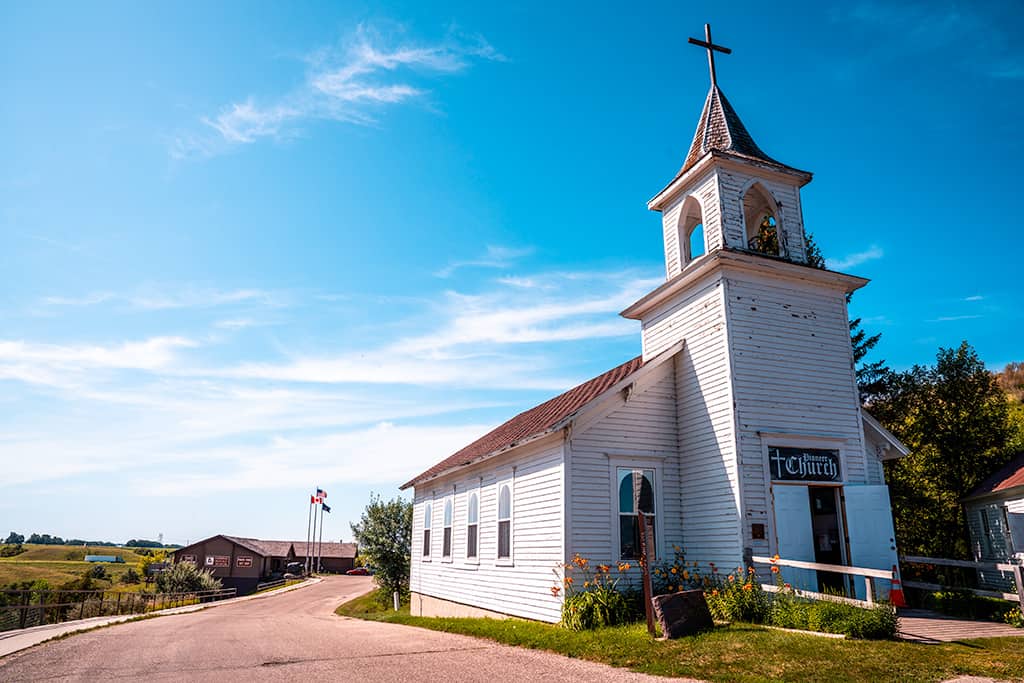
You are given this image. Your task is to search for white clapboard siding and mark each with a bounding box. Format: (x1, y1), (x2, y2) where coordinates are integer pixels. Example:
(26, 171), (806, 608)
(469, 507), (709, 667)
(410, 434), (565, 623)
(568, 360), (682, 565)
(725, 273), (866, 557)
(661, 171), (721, 279)
(638, 275), (744, 568)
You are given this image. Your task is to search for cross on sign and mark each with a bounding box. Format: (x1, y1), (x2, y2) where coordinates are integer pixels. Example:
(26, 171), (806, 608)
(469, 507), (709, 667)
(688, 24), (732, 88)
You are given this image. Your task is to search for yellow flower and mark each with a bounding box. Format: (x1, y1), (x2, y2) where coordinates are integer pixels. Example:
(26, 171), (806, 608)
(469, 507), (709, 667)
(667, 585), (674, 591)
(682, 570), (690, 580)
(711, 589), (719, 596)
(584, 581), (590, 588)
(743, 583), (753, 591)
(670, 567), (677, 574)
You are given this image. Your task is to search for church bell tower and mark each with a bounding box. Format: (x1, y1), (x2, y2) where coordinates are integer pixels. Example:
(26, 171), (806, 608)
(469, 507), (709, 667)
(621, 25), (874, 569)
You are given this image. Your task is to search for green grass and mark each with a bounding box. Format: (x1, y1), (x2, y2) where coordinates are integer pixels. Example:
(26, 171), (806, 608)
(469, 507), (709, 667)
(0, 545), (150, 591)
(336, 593), (1024, 682)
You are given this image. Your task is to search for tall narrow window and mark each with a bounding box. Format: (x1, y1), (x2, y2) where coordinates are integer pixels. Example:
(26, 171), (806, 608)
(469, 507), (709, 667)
(497, 484), (512, 560)
(442, 499), (453, 558)
(466, 492), (479, 559)
(617, 468), (656, 560)
(422, 503), (432, 558)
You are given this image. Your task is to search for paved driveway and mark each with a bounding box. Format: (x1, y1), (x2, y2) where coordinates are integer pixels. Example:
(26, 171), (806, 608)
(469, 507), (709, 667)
(0, 576), (681, 681)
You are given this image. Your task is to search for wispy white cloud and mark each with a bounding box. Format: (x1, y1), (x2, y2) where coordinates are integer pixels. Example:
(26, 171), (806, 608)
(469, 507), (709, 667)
(174, 24), (504, 158)
(826, 245), (884, 271)
(435, 245), (534, 278)
(964, 295), (984, 302)
(931, 314), (983, 322)
(42, 286), (280, 311)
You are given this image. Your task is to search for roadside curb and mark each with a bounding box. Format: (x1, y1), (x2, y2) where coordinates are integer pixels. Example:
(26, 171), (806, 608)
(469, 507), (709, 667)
(0, 577), (321, 659)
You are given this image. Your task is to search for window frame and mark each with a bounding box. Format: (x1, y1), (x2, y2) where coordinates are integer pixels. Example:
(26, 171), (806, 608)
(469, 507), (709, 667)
(442, 497), (454, 562)
(615, 466), (658, 562)
(421, 500), (433, 561)
(496, 479), (514, 566)
(466, 488), (480, 563)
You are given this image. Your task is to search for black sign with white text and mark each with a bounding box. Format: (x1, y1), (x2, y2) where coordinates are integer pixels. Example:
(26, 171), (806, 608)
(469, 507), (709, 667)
(768, 447), (841, 482)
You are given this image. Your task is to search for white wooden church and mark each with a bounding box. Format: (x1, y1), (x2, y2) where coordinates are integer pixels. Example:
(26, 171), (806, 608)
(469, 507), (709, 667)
(401, 27), (908, 623)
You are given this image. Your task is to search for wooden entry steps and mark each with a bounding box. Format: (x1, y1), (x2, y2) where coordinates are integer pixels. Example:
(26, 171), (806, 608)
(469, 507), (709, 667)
(897, 609), (1023, 643)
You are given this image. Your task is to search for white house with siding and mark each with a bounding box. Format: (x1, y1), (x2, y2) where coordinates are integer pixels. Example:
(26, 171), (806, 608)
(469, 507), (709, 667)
(964, 452), (1024, 589)
(401, 44), (907, 622)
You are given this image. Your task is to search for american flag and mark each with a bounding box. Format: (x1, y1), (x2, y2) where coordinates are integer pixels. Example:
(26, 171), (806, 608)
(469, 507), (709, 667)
(316, 488), (327, 499)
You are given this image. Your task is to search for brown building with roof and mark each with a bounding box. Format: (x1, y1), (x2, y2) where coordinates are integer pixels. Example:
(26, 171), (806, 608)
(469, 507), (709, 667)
(172, 535), (357, 594)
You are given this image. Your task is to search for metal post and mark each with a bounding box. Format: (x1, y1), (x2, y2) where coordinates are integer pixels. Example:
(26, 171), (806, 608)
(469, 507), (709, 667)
(37, 591), (45, 625)
(317, 504), (325, 573)
(305, 496), (314, 575)
(115, 592), (122, 615)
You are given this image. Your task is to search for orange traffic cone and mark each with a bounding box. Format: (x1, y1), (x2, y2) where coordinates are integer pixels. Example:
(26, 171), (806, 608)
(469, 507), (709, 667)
(889, 564), (907, 608)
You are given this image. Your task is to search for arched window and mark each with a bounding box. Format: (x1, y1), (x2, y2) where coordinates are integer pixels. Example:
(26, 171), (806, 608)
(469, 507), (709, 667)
(442, 499), (453, 558)
(497, 484), (512, 560)
(742, 183), (782, 257)
(617, 468), (656, 560)
(466, 492), (479, 559)
(422, 503), (432, 558)
(678, 196), (706, 265)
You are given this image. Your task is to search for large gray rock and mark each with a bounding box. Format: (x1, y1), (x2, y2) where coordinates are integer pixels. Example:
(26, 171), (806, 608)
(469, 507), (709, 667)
(651, 589), (714, 638)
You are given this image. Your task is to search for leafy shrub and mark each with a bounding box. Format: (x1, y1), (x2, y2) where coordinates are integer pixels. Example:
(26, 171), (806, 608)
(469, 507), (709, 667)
(1005, 607), (1023, 628)
(0, 544), (24, 558)
(705, 567), (770, 623)
(928, 589), (1014, 622)
(88, 565), (109, 580)
(121, 567), (141, 584)
(651, 545), (706, 596)
(556, 555), (633, 630)
(154, 562), (221, 594)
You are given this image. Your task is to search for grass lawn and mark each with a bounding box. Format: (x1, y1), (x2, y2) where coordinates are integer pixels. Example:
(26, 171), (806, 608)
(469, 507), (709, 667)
(336, 593), (1024, 682)
(0, 545), (151, 590)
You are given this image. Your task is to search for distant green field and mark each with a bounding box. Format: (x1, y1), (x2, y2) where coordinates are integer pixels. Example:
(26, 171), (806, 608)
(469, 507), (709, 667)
(0, 544), (156, 591)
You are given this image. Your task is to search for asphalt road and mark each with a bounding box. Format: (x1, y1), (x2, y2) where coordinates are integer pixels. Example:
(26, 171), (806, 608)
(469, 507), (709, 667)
(0, 576), (683, 682)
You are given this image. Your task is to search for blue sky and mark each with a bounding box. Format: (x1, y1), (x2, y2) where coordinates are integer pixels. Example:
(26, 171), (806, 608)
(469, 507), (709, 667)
(2, 1), (1022, 545)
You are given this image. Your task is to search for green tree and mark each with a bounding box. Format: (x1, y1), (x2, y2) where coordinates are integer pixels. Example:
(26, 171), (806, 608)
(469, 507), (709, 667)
(872, 342), (1013, 558)
(350, 494), (412, 604)
(4, 532), (24, 545)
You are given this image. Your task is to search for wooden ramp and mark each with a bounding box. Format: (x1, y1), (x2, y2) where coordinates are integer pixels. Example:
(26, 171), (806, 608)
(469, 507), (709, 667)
(898, 609), (1024, 643)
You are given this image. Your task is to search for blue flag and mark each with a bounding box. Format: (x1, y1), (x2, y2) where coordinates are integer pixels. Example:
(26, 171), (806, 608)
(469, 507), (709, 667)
(321, 503), (331, 513)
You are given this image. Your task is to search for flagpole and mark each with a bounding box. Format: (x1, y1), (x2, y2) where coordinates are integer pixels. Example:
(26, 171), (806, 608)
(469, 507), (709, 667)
(317, 502), (325, 574)
(305, 495), (313, 575)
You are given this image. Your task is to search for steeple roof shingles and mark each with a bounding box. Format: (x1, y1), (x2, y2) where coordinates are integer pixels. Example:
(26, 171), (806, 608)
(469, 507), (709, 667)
(677, 85), (804, 179)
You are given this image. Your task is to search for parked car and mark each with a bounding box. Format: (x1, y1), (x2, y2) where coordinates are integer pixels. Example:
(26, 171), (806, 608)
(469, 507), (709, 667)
(345, 567), (370, 576)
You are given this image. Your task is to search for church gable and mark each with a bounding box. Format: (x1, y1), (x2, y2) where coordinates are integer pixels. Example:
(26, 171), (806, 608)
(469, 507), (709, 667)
(568, 359), (681, 562)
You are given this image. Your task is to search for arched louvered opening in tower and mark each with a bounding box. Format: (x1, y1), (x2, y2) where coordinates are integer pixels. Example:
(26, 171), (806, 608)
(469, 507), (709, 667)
(742, 182), (783, 257)
(677, 195), (706, 266)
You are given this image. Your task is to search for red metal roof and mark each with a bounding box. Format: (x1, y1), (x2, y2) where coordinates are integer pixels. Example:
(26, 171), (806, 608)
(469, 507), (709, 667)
(401, 356), (644, 489)
(966, 452), (1024, 499)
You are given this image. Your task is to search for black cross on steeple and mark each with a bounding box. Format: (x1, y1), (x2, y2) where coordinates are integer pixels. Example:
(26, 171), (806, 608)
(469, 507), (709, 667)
(688, 24), (732, 88)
